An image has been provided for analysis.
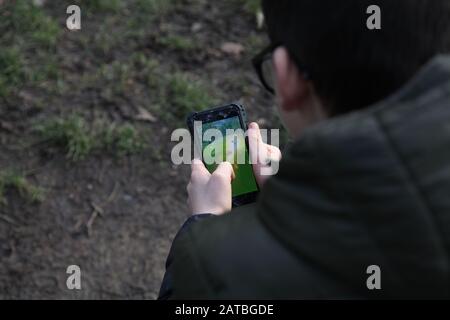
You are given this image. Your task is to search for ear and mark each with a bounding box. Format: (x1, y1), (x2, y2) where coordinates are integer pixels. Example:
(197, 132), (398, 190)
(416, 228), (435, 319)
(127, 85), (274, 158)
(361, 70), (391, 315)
(273, 47), (309, 111)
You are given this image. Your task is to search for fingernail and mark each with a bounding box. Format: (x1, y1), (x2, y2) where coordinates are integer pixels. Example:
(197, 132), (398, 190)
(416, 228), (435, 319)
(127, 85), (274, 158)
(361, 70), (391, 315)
(249, 122), (258, 129)
(224, 162), (236, 180)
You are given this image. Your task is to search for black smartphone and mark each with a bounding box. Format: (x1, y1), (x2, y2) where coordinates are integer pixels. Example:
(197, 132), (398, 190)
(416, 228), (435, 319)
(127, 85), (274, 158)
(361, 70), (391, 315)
(187, 103), (259, 207)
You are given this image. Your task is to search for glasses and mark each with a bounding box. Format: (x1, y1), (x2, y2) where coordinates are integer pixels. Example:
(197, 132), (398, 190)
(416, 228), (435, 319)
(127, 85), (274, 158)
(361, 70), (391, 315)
(252, 44), (278, 95)
(252, 44), (310, 95)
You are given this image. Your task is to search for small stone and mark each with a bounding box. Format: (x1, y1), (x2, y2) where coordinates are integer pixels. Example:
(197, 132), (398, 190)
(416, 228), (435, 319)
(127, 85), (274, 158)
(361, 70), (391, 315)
(221, 42), (245, 58)
(191, 23), (202, 33)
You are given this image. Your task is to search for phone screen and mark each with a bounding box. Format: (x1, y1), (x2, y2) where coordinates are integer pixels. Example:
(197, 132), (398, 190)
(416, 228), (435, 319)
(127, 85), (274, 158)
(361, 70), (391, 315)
(198, 116), (259, 197)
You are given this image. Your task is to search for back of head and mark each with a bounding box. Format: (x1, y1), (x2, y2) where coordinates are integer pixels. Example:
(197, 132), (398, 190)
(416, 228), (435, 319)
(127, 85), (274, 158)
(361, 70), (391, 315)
(262, 0), (450, 115)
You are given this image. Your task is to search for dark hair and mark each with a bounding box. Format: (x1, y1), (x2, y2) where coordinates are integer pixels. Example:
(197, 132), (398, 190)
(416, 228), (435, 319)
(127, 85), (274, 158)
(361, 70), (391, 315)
(262, 0), (450, 115)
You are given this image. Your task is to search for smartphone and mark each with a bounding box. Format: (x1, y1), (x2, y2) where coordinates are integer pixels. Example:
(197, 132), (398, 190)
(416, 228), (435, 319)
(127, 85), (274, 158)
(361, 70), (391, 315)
(187, 103), (259, 207)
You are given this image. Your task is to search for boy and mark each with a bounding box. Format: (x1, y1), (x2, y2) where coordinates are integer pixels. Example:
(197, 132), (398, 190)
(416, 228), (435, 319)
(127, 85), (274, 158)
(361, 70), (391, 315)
(160, 0), (450, 299)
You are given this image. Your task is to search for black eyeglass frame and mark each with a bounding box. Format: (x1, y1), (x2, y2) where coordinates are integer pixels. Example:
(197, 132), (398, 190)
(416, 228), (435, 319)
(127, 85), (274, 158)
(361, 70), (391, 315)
(252, 43), (311, 95)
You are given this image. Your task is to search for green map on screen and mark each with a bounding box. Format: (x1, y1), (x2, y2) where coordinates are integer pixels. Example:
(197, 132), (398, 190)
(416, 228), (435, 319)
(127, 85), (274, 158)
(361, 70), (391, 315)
(199, 116), (258, 197)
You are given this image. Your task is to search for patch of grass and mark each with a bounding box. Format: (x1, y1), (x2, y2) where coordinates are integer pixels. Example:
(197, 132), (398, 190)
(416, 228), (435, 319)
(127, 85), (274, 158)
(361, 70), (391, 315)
(135, 0), (177, 15)
(3, 0), (60, 47)
(36, 116), (147, 161)
(158, 34), (197, 51)
(83, 0), (123, 13)
(0, 47), (59, 98)
(0, 170), (45, 205)
(166, 72), (217, 120)
(80, 58), (216, 127)
(0, 0), (60, 99)
(113, 125), (146, 156)
(36, 116), (96, 162)
(30, 17), (60, 48)
(0, 47), (24, 98)
(126, 0), (177, 30)
(132, 53), (160, 87)
(102, 123), (145, 156)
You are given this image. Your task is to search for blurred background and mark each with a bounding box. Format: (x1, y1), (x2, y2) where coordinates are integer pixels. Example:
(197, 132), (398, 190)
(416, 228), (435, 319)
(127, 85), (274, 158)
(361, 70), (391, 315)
(0, 0), (281, 298)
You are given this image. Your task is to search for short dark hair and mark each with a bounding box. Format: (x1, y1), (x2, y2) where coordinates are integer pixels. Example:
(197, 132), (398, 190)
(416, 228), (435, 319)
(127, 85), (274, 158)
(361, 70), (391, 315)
(262, 0), (450, 115)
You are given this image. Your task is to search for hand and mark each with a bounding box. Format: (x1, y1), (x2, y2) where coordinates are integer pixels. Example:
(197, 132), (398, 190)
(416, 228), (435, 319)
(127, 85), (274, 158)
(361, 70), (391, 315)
(187, 159), (235, 215)
(248, 122), (282, 188)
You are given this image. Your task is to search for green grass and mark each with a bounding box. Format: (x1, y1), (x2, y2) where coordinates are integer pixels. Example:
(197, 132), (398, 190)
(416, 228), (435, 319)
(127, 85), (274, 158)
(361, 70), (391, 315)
(0, 47), (59, 98)
(158, 34), (197, 51)
(0, 170), (45, 205)
(0, 47), (24, 98)
(80, 56), (215, 126)
(36, 116), (147, 161)
(132, 53), (160, 87)
(83, 0), (123, 13)
(36, 116), (96, 162)
(165, 72), (217, 120)
(126, 0), (178, 30)
(135, 0), (177, 15)
(3, 0), (60, 47)
(112, 125), (146, 156)
(0, 0), (60, 98)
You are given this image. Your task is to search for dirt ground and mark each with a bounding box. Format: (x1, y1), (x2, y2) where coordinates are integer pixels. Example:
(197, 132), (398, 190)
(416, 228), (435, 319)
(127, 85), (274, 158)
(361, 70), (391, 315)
(0, 0), (280, 299)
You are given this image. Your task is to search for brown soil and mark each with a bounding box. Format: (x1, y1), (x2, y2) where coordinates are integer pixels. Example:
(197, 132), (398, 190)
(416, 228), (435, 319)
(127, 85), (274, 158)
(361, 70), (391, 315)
(0, 0), (279, 299)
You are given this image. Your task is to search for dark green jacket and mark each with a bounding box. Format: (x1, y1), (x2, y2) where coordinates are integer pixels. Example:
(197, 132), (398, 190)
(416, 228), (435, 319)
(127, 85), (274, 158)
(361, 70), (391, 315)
(160, 55), (450, 299)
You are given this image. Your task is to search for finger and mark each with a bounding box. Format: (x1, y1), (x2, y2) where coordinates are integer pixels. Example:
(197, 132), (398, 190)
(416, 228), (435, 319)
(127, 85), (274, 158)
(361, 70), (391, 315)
(248, 122), (262, 142)
(191, 158), (210, 182)
(248, 122), (259, 130)
(191, 158), (209, 174)
(266, 145), (282, 162)
(213, 161), (235, 182)
(248, 123), (263, 164)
